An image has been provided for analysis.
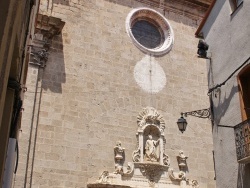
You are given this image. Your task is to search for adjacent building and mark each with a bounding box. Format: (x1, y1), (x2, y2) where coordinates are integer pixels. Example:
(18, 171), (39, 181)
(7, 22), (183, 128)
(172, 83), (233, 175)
(196, 0), (250, 187)
(0, 0), (40, 187)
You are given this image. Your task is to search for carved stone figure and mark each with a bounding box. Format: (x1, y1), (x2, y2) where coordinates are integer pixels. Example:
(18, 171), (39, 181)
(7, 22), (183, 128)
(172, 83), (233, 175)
(144, 135), (160, 162)
(177, 150), (188, 170)
(114, 141), (125, 161)
(97, 171), (110, 183)
(114, 163), (123, 174)
(114, 141), (125, 174)
(168, 168), (187, 183)
(191, 180), (199, 188)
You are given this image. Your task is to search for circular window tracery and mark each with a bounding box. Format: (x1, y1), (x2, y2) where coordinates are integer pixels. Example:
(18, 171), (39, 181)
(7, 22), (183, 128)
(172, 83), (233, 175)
(126, 8), (174, 56)
(131, 19), (164, 49)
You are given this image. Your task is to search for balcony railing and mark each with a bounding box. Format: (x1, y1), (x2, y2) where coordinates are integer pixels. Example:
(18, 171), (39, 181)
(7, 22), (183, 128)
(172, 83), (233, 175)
(234, 119), (250, 163)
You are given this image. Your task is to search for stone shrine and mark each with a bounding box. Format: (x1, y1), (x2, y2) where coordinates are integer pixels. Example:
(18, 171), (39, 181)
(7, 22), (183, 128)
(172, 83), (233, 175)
(87, 107), (199, 188)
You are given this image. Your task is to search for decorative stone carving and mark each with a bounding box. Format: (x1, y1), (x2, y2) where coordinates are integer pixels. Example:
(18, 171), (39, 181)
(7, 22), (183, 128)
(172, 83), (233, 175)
(114, 141), (125, 174)
(123, 162), (134, 176)
(88, 108), (200, 188)
(29, 14), (65, 67)
(132, 147), (140, 162)
(113, 142), (134, 176)
(30, 48), (49, 67)
(137, 107), (165, 133)
(131, 107), (171, 186)
(136, 162), (167, 186)
(133, 107), (168, 166)
(168, 150), (200, 188)
(144, 135), (160, 162)
(177, 150), (188, 171)
(191, 180), (199, 188)
(97, 171), (110, 184)
(168, 168), (186, 181)
(36, 14), (65, 41)
(114, 141), (125, 161)
(163, 153), (171, 167)
(168, 151), (189, 185)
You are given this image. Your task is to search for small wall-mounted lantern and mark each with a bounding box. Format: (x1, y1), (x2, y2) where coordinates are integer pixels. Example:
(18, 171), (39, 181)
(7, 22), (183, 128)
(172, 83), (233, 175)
(177, 114), (187, 133)
(177, 108), (211, 133)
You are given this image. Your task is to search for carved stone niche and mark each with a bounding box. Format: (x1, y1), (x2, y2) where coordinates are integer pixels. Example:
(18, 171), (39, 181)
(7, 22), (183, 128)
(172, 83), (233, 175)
(131, 107), (171, 185)
(132, 107), (170, 166)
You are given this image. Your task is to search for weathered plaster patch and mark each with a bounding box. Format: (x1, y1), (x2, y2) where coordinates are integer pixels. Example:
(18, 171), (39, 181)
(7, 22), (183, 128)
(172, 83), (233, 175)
(134, 55), (166, 93)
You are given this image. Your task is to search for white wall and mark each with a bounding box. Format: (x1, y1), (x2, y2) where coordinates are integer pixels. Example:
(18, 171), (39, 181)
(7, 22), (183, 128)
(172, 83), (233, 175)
(201, 1), (250, 187)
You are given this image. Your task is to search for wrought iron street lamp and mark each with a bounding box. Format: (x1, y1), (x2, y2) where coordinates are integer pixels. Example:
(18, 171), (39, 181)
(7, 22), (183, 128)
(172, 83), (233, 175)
(177, 114), (187, 133)
(177, 108), (211, 133)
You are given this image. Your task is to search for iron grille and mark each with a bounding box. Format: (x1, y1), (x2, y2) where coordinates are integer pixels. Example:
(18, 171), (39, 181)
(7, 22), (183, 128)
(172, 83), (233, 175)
(234, 119), (250, 163)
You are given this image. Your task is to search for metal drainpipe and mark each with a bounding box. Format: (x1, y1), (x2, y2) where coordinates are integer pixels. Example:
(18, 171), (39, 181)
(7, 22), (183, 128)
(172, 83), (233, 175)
(29, 68), (44, 187)
(23, 62), (43, 188)
(23, 63), (39, 188)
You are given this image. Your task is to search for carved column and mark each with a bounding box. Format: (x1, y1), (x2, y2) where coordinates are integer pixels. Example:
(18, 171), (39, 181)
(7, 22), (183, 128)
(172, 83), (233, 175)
(159, 135), (164, 165)
(138, 131), (144, 162)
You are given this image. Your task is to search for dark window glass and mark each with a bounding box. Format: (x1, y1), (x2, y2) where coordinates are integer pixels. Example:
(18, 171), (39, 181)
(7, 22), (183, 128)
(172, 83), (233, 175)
(132, 20), (163, 49)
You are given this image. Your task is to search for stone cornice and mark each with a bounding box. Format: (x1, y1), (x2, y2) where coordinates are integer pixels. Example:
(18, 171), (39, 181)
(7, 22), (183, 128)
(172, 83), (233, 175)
(35, 14), (65, 39)
(135, 0), (212, 21)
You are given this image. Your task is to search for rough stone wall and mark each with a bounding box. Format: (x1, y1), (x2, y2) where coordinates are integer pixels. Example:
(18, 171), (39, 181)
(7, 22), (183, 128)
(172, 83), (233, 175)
(16, 0), (215, 187)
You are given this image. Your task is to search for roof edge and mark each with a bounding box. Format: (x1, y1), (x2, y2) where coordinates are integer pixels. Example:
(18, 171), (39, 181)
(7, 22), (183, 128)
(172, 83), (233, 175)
(195, 0), (217, 38)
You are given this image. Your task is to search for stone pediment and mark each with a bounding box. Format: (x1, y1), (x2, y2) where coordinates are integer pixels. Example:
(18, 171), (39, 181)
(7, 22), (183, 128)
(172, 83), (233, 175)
(137, 107), (165, 134)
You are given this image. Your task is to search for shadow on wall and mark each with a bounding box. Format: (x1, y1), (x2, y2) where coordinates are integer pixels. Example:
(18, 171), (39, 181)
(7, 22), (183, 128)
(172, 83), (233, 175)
(237, 163), (250, 188)
(42, 34), (66, 93)
(213, 85), (239, 126)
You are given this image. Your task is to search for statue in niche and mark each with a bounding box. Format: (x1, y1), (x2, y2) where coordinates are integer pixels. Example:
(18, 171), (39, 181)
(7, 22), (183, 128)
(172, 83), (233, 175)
(144, 135), (160, 162)
(114, 141), (125, 174)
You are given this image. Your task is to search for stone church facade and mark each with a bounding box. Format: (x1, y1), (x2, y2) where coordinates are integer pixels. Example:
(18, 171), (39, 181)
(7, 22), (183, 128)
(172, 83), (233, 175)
(14, 0), (215, 187)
